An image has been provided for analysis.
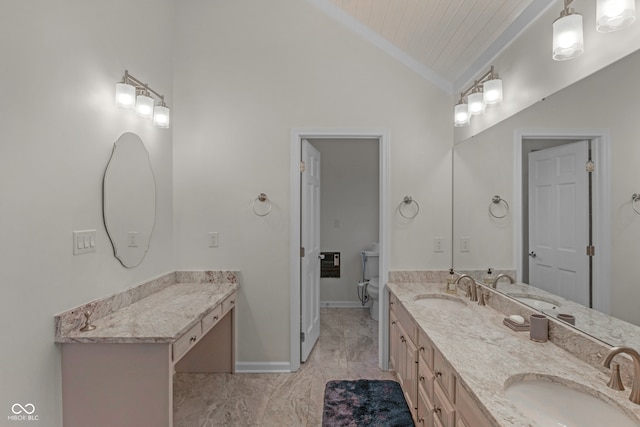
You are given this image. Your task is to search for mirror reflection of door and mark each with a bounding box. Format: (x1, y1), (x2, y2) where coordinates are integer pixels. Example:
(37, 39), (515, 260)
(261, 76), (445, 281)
(527, 140), (590, 306)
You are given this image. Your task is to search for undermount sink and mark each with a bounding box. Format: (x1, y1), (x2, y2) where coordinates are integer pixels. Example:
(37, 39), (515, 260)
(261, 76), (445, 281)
(412, 294), (467, 310)
(509, 293), (561, 310)
(504, 374), (640, 427)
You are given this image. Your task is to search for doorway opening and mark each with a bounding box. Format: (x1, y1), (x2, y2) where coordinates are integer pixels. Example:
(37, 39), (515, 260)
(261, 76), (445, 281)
(514, 130), (611, 313)
(290, 129), (390, 372)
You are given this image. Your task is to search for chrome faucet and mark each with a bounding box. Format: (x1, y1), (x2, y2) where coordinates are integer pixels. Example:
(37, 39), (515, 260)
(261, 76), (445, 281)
(493, 273), (515, 289)
(602, 346), (640, 404)
(455, 274), (477, 302)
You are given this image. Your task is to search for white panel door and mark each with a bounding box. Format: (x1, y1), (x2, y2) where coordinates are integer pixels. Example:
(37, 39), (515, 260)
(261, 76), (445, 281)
(528, 140), (589, 306)
(301, 139), (321, 362)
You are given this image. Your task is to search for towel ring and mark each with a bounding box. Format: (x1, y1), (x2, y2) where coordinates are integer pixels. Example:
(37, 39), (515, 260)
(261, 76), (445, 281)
(489, 195), (509, 219)
(252, 193), (272, 217)
(633, 193), (640, 215)
(399, 196), (420, 220)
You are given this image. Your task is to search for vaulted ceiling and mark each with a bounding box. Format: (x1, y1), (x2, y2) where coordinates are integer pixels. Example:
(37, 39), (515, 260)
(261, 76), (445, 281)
(310, 0), (557, 93)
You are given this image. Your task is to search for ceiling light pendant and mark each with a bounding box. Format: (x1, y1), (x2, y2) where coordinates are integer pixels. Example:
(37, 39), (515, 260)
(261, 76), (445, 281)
(553, 0), (584, 61)
(468, 87), (486, 116)
(483, 74), (503, 105)
(454, 100), (470, 127)
(596, 0), (635, 32)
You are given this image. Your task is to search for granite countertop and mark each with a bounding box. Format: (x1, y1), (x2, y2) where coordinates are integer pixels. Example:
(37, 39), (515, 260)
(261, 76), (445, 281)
(56, 282), (237, 344)
(387, 281), (640, 426)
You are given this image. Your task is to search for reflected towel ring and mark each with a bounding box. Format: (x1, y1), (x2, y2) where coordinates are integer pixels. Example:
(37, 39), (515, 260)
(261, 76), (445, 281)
(252, 193), (272, 217)
(489, 195), (509, 219)
(633, 193), (640, 215)
(399, 196), (420, 220)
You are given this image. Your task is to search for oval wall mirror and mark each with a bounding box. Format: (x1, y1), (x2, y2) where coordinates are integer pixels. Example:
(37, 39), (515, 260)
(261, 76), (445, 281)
(103, 132), (156, 268)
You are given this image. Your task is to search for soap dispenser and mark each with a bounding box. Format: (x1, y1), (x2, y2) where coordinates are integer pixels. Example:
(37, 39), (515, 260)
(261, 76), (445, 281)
(483, 268), (495, 287)
(446, 268), (457, 294)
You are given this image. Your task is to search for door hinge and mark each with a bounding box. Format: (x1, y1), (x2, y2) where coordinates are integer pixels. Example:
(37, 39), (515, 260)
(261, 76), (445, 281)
(587, 245), (595, 256)
(300, 247), (305, 257)
(300, 332), (305, 342)
(586, 160), (595, 173)
(300, 161), (306, 172)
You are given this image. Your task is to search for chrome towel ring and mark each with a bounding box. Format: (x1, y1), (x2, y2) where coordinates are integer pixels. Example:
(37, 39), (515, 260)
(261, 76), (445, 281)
(633, 193), (640, 215)
(252, 193), (272, 217)
(489, 195), (509, 219)
(399, 196), (420, 220)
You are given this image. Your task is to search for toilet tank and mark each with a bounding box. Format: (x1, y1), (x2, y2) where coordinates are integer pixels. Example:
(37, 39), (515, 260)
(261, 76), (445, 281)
(362, 250), (379, 280)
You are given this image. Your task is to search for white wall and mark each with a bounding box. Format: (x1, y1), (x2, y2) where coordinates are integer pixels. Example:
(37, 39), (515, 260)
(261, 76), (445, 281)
(453, 49), (640, 326)
(172, 0), (452, 366)
(311, 139), (379, 304)
(0, 2), (174, 425)
(454, 0), (640, 143)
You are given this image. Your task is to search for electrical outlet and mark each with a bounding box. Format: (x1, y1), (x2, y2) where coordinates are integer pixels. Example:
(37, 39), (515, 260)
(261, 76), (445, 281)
(434, 237), (444, 253)
(127, 232), (139, 247)
(460, 237), (471, 252)
(208, 232), (219, 247)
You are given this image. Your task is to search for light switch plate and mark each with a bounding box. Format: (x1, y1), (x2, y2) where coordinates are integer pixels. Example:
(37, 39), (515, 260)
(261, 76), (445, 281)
(460, 237), (471, 252)
(434, 237), (444, 253)
(73, 230), (97, 255)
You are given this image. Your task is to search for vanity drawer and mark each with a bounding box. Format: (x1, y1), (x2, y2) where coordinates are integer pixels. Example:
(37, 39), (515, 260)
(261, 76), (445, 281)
(221, 292), (236, 315)
(433, 381), (455, 427)
(434, 349), (456, 403)
(172, 322), (202, 362)
(396, 299), (417, 344)
(418, 328), (435, 370)
(201, 304), (223, 333)
(416, 384), (433, 426)
(418, 355), (434, 401)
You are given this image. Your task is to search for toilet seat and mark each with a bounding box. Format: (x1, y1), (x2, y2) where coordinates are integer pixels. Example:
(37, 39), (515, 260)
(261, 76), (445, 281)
(368, 278), (379, 321)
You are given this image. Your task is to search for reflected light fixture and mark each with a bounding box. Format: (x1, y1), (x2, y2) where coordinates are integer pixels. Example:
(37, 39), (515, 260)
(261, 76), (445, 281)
(597, 0), (635, 32)
(115, 70), (170, 129)
(453, 66), (502, 127)
(553, 0), (584, 61)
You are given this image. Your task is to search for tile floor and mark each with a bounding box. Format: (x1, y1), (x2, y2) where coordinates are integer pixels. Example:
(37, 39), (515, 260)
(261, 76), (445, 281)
(174, 307), (395, 426)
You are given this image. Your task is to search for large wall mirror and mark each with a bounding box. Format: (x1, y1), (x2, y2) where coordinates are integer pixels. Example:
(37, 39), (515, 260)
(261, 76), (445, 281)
(103, 132), (156, 268)
(453, 48), (640, 348)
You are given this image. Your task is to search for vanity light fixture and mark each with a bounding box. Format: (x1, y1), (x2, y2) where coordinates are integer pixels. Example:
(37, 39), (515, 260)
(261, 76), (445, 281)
(553, 0), (584, 61)
(115, 70), (170, 129)
(596, 0), (636, 32)
(453, 66), (502, 127)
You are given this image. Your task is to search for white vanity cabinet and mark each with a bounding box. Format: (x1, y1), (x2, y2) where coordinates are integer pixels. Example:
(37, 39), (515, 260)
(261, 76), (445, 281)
(390, 290), (493, 427)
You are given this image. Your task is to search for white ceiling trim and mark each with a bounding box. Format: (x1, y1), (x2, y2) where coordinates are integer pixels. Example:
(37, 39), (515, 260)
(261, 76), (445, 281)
(306, 0), (453, 94)
(453, 0), (557, 92)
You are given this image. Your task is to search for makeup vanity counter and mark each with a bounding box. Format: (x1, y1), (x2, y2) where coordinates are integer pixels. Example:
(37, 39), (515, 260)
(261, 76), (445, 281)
(55, 272), (238, 427)
(387, 281), (640, 426)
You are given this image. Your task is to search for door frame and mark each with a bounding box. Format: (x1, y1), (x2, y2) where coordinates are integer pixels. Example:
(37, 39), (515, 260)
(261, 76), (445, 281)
(290, 128), (390, 372)
(514, 129), (611, 313)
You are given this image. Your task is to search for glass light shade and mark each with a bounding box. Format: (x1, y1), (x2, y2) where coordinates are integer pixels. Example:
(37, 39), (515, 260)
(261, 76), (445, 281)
(454, 103), (470, 127)
(483, 78), (503, 105)
(468, 91), (486, 115)
(596, 0), (635, 32)
(153, 105), (170, 128)
(136, 94), (154, 119)
(552, 13), (584, 61)
(115, 83), (136, 110)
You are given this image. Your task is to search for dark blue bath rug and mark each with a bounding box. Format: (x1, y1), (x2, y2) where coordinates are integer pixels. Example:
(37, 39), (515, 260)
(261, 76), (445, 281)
(322, 379), (414, 427)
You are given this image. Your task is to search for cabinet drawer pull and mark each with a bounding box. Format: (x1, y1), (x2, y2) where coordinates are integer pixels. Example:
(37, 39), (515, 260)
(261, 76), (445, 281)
(390, 301), (394, 305)
(213, 315), (218, 321)
(419, 346), (425, 352)
(190, 335), (197, 343)
(435, 370), (442, 378)
(391, 321), (396, 325)
(433, 405), (441, 414)
(400, 336), (406, 343)
(230, 300), (235, 305)
(419, 375), (425, 382)
(418, 416), (425, 424)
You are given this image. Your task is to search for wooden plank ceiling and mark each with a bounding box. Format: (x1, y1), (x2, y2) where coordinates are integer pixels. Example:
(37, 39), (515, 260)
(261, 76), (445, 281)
(327, 0), (540, 87)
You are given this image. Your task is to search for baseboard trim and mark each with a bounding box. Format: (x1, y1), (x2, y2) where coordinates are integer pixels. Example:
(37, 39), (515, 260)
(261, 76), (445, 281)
(321, 301), (370, 308)
(235, 361), (292, 373)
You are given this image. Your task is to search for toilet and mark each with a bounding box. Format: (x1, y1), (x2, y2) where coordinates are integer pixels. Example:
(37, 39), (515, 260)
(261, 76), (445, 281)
(361, 245), (380, 321)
